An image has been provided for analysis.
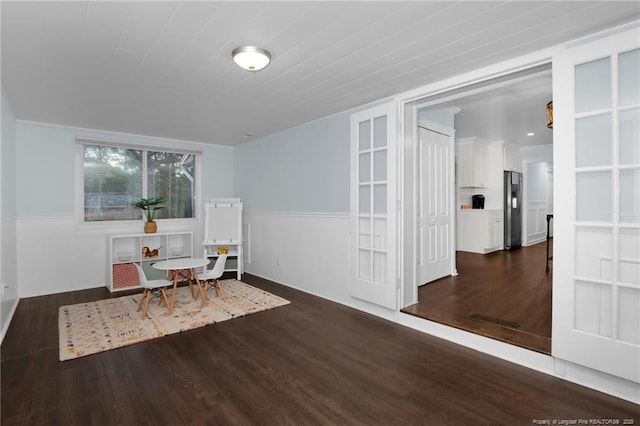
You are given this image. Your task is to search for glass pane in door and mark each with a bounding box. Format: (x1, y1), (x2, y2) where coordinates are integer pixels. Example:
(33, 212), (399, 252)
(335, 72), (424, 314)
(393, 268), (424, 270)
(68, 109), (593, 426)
(576, 171), (612, 221)
(619, 168), (640, 222)
(359, 153), (371, 183)
(359, 121), (371, 151)
(373, 116), (387, 148)
(576, 114), (612, 167)
(373, 150), (387, 181)
(373, 184), (387, 215)
(619, 48), (640, 107)
(359, 186), (371, 215)
(619, 108), (640, 165)
(575, 57), (611, 113)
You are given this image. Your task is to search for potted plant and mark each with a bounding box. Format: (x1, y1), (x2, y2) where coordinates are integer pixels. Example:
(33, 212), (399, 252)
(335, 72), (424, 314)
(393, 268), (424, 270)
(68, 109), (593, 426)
(133, 195), (165, 233)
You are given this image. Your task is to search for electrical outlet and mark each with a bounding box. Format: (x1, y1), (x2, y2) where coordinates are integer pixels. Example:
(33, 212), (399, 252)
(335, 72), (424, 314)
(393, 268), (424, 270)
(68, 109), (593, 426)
(276, 257), (280, 266)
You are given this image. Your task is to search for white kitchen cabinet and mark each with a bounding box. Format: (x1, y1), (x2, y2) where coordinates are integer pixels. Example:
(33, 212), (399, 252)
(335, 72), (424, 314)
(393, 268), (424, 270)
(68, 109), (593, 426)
(457, 209), (503, 254)
(457, 138), (488, 187)
(107, 231), (193, 292)
(488, 210), (504, 249)
(503, 143), (520, 172)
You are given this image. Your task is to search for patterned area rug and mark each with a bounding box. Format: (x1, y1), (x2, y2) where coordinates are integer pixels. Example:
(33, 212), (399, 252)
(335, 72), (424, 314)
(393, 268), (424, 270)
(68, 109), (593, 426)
(59, 279), (290, 361)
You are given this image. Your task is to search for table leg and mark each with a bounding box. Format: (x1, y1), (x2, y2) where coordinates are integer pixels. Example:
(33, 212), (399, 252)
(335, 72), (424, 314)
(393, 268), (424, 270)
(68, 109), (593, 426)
(192, 268), (208, 307)
(169, 272), (179, 314)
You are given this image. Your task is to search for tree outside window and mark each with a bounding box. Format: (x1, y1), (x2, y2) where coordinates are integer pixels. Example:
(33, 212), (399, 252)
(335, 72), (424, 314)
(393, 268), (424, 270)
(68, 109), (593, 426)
(83, 144), (196, 222)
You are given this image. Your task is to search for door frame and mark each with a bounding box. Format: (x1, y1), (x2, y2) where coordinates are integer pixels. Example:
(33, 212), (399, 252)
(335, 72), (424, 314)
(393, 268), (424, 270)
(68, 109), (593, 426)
(399, 59), (555, 309)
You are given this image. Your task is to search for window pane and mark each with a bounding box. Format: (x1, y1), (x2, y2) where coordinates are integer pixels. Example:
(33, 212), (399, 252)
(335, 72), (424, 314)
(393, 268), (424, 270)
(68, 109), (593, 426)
(575, 57), (611, 113)
(359, 185), (371, 215)
(147, 152), (196, 219)
(373, 149), (387, 181)
(576, 114), (611, 167)
(576, 171), (612, 222)
(359, 121), (371, 151)
(373, 116), (387, 148)
(359, 152), (371, 183)
(84, 145), (142, 221)
(374, 184), (387, 215)
(620, 168), (640, 223)
(619, 48), (640, 107)
(619, 108), (640, 165)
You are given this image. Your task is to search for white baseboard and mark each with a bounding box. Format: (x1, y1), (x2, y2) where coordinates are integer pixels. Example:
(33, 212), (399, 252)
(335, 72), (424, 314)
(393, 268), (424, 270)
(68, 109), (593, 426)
(1, 298), (19, 344)
(526, 234), (546, 246)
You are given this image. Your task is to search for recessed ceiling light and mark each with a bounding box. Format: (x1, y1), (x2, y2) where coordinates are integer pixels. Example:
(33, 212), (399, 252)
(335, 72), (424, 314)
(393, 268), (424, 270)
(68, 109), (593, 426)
(244, 132), (256, 138)
(527, 132), (535, 136)
(232, 46), (271, 71)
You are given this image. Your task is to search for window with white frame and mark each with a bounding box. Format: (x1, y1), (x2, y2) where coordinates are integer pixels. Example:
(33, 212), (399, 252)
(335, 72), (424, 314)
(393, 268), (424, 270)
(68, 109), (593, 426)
(81, 142), (198, 222)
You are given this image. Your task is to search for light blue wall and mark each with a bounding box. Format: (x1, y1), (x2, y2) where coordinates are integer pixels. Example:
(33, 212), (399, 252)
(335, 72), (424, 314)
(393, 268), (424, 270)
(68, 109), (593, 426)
(16, 123), (75, 215)
(15, 122), (234, 216)
(1, 90), (19, 337)
(528, 161), (549, 200)
(2, 92), (17, 217)
(520, 144), (553, 161)
(234, 113), (350, 213)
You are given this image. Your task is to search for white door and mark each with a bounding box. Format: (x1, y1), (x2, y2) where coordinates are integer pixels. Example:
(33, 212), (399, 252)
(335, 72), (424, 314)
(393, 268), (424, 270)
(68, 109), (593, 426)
(349, 103), (398, 309)
(553, 25), (640, 382)
(417, 125), (453, 285)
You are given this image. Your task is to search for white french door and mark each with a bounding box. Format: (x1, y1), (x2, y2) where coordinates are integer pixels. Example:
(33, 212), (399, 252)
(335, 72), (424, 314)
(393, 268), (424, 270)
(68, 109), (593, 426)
(417, 125), (453, 285)
(553, 25), (640, 382)
(350, 103), (398, 309)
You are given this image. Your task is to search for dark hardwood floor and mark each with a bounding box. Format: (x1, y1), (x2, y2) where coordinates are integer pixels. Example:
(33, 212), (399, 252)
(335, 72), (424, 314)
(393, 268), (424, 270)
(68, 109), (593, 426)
(403, 240), (553, 354)
(3, 272), (638, 425)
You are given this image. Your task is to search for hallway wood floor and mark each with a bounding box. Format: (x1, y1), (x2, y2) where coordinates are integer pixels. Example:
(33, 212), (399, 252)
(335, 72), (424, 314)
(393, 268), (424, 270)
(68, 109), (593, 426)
(3, 272), (638, 425)
(402, 240), (552, 354)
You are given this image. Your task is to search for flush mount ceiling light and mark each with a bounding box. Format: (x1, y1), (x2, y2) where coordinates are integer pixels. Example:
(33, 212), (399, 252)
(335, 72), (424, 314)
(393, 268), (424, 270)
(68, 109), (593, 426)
(232, 46), (271, 71)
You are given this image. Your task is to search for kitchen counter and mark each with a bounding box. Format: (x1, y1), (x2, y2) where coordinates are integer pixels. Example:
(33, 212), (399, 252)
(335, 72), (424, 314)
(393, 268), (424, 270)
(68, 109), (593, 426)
(457, 209), (503, 254)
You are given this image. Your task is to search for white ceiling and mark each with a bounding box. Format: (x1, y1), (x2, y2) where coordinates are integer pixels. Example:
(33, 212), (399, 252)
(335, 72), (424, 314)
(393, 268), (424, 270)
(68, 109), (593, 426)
(422, 70), (554, 148)
(2, 1), (639, 146)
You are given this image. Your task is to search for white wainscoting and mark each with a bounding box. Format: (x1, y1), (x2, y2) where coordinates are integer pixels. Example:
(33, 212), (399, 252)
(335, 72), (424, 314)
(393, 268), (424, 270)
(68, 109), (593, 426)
(527, 200), (548, 246)
(16, 216), (205, 298)
(242, 211), (396, 321)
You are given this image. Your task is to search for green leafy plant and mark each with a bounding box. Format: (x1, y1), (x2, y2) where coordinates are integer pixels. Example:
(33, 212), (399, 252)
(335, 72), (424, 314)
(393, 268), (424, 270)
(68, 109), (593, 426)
(133, 196), (165, 222)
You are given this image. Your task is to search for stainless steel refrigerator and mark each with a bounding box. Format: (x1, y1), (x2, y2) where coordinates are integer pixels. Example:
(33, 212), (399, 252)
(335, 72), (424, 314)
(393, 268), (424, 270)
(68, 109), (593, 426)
(504, 170), (522, 250)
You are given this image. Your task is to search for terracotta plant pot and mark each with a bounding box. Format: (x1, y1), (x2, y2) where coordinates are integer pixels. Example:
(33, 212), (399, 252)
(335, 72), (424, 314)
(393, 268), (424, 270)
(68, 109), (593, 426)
(144, 221), (157, 234)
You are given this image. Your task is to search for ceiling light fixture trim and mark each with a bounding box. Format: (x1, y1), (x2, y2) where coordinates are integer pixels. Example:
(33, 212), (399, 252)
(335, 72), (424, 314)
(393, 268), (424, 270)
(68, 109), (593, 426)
(232, 46), (271, 71)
